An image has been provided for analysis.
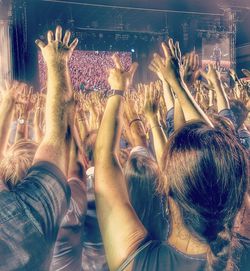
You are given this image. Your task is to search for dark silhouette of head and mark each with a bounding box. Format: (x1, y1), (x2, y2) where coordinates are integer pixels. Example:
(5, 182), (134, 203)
(160, 121), (249, 270)
(230, 99), (248, 130)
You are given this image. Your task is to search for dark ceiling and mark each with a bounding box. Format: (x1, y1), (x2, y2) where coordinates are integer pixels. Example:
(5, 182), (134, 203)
(29, 0), (250, 46)
(2, 0), (250, 45)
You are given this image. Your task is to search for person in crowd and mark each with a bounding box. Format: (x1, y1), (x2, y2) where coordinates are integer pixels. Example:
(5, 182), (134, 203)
(0, 26), (78, 270)
(0, 19), (250, 271)
(94, 39), (250, 271)
(230, 99), (250, 149)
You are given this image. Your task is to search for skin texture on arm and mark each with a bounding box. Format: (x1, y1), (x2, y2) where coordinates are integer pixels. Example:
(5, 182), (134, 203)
(149, 40), (213, 127)
(94, 55), (147, 271)
(0, 81), (23, 159)
(33, 26), (78, 176)
(162, 81), (174, 112)
(144, 83), (168, 170)
(14, 86), (34, 143)
(34, 102), (45, 144)
(200, 64), (230, 113)
(174, 97), (186, 131)
(124, 98), (147, 147)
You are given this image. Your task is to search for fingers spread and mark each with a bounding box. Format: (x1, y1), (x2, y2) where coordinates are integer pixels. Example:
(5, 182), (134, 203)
(69, 38), (79, 51)
(168, 39), (175, 57)
(63, 30), (71, 46)
(161, 42), (171, 60)
(148, 64), (158, 74)
(112, 54), (123, 70)
(35, 39), (46, 49)
(55, 25), (62, 42)
(153, 53), (164, 68)
(199, 69), (208, 81)
(47, 31), (54, 43)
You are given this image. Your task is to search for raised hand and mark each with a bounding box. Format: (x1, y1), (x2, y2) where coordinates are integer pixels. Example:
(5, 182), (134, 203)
(199, 64), (221, 86)
(149, 39), (182, 86)
(108, 54), (138, 91)
(16, 85), (36, 116)
(144, 83), (160, 119)
(35, 26), (78, 64)
(1, 80), (24, 103)
(182, 52), (200, 86)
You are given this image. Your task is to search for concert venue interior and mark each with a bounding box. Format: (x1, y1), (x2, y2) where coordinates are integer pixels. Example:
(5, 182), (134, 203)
(0, 1), (250, 271)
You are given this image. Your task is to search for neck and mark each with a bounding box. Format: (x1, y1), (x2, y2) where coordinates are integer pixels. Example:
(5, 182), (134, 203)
(167, 197), (208, 255)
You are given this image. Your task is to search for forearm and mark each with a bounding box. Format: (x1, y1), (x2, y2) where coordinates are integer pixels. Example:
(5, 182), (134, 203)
(129, 117), (147, 147)
(123, 118), (135, 146)
(213, 80), (230, 112)
(174, 98), (185, 131)
(15, 123), (28, 142)
(147, 115), (167, 170)
(95, 95), (146, 271)
(163, 81), (174, 111)
(95, 96), (124, 161)
(171, 80), (213, 126)
(34, 126), (44, 144)
(76, 112), (89, 142)
(45, 62), (72, 138)
(34, 62), (72, 174)
(15, 112), (30, 142)
(0, 97), (15, 158)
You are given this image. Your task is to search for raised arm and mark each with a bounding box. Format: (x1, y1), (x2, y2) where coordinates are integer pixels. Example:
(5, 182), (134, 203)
(200, 64), (230, 113)
(94, 55), (146, 271)
(33, 26), (78, 175)
(144, 83), (167, 170)
(15, 85), (35, 143)
(0, 81), (22, 159)
(149, 39), (213, 127)
(124, 98), (147, 147)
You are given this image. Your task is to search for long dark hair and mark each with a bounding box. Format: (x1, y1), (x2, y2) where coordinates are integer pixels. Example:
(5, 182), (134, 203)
(160, 121), (249, 270)
(124, 150), (168, 241)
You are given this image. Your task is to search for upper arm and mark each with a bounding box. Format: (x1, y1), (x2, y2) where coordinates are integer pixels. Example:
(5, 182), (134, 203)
(15, 162), (70, 241)
(95, 159), (147, 271)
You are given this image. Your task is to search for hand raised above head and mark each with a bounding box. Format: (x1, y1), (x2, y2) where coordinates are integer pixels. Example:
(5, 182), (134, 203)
(143, 83), (160, 119)
(182, 51), (200, 86)
(35, 26), (78, 65)
(149, 39), (182, 86)
(108, 54), (138, 91)
(199, 64), (221, 86)
(2, 80), (25, 103)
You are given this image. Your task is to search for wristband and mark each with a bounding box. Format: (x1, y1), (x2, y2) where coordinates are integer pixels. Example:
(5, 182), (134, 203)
(107, 89), (125, 98)
(129, 118), (142, 127)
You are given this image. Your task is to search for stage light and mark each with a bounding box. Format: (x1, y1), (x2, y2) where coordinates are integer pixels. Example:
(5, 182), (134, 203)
(131, 48), (135, 53)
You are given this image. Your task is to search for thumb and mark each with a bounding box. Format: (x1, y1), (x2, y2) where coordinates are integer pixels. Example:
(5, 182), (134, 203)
(128, 62), (138, 81)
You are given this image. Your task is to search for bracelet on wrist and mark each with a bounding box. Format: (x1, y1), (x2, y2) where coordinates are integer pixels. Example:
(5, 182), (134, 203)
(107, 89), (125, 98)
(129, 118), (142, 127)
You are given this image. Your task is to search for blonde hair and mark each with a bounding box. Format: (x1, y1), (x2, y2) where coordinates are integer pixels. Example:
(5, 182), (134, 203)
(0, 139), (38, 188)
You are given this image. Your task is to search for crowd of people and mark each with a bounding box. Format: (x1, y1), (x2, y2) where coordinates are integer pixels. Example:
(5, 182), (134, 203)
(0, 26), (250, 271)
(39, 50), (132, 91)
